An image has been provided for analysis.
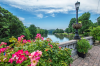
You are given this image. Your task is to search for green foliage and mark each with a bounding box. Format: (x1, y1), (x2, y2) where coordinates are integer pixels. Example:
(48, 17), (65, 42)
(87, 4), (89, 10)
(28, 24), (37, 38)
(78, 12), (92, 34)
(77, 38), (91, 54)
(97, 16), (100, 25)
(90, 26), (100, 41)
(83, 32), (89, 36)
(0, 6), (25, 43)
(23, 28), (31, 39)
(53, 28), (64, 34)
(37, 27), (48, 35)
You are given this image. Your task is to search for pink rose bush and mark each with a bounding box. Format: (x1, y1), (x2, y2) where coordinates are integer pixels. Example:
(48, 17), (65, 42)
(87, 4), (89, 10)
(0, 34), (73, 66)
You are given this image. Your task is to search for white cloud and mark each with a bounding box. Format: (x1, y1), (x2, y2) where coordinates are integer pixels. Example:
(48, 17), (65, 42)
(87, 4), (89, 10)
(1, 0), (100, 14)
(45, 16), (48, 18)
(51, 14), (55, 17)
(36, 14), (43, 18)
(18, 17), (25, 21)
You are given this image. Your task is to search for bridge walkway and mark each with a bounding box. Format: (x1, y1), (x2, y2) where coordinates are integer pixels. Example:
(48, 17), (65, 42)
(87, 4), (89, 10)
(71, 45), (100, 66)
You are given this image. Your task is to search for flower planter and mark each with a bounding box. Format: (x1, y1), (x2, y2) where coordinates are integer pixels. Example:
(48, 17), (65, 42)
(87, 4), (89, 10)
(72, 23), (82, 29)
(77, 51), (86, 58)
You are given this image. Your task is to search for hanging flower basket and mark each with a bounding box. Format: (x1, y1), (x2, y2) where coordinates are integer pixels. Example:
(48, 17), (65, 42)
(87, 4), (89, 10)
(72, 23), (82, 29)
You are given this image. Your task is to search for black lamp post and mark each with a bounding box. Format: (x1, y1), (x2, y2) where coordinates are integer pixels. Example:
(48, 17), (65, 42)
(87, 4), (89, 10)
(74, 1), (80, 39)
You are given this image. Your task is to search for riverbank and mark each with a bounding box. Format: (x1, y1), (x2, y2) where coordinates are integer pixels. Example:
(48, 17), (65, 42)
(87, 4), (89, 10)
(54, 33), (85, 37)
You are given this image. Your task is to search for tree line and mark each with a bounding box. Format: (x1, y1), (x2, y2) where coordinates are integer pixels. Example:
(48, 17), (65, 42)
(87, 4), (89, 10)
(0, 6), (48, 43)
(52, 28), (64, 34)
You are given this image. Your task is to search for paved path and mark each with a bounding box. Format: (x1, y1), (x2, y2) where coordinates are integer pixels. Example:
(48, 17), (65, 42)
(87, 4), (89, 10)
(71, 45), (100, 66)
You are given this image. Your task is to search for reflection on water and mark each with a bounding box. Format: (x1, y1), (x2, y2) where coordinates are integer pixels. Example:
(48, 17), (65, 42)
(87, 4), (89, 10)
(43, 34), (74, 43)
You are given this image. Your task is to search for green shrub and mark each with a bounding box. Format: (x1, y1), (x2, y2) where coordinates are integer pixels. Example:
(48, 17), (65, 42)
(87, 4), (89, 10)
(77, 38), (91, 54)
(0, 34), (73, 66)
(90, 26), (100, 41)
(83, 32), (88, 36)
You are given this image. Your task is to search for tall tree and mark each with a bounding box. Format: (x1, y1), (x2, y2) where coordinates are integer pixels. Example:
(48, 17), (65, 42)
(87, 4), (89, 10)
(78, 12), (91, 34)
(28, 24), (37, 38)
(0, 6), (25, 43)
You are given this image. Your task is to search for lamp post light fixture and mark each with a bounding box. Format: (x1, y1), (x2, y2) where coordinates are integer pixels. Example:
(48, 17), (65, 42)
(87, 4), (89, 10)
(74, 1), (80, 39)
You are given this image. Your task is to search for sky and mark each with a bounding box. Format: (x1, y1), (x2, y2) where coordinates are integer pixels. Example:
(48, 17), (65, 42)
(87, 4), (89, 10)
(0, 0), (100, 30)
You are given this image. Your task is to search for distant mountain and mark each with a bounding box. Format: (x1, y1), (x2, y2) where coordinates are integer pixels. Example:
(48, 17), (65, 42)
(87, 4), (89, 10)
(48, 29), (55, 34)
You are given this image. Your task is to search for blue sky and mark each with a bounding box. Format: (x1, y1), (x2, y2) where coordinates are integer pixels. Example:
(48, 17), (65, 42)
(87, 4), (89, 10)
(0, 0), (100, 30)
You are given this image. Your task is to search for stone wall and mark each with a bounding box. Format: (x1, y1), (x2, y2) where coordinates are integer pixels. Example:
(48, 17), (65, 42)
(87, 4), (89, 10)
(58, 36), (93, 57)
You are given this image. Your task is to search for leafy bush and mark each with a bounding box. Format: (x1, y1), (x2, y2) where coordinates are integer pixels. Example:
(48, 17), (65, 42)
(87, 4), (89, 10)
(90, 26), (100, 41)
(77, 38), (91, 54)
(83, 32), (88, 36)
(0, 34), (73, 66)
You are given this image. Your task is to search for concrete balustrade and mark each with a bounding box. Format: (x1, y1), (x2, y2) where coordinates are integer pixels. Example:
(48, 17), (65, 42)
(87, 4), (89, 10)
(58, 36), (93, 57)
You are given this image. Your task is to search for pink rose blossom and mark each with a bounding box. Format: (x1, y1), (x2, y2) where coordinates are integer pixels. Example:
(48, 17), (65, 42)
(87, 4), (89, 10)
(37, 50), (42, 56)
(27, 40), (31, 43)
(31, 59), (39, 66)
(29, 50), (42, 66)
(18, 37), (21, 41)
(41, 37), (44, 40)
(1, 42), (7, 45)
(9, 50), (27, 64)
(23, 39), (27, 43)
(35, 57), (40, 60)
(59, 47), (61, 48)
(20, 35), (25, 38)
(8, 58), (13, 63)
(16, 55), (27, 64)
(24, 50), (30, 55)
(3, 58), (7, 61)
(35, 34), (41, 39)
(15, 50), (24, 55)
(0, 48), (6, 53)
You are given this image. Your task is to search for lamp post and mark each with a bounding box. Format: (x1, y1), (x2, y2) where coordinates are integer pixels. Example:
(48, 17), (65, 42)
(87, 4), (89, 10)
(74, 1), (80, 39)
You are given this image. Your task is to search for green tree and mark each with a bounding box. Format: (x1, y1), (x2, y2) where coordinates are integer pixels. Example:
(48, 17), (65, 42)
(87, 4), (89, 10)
(53, 28), (64, 34)
(68, 18), (76, 33)
(65, 28), (70, 35)
(23, 28), (31, 39)
(28, 24), (37, 38)
(36, 27), (48, 35)
(0, 6), (25, 43)
(97, 16), (100, 25)
(78, 12), (91, 34)
(90, 26), (100, 42)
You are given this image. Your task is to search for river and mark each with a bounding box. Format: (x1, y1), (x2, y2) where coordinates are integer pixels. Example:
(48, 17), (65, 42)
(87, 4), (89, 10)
(43, 34), (74, 43)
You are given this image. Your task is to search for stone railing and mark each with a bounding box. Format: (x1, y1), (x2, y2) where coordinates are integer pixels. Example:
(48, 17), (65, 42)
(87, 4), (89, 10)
(58, 36), (93, 57)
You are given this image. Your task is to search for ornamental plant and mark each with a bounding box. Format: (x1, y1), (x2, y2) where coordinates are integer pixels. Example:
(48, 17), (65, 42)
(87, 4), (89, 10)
(77, 38), (91, 54)
(90, 26), (100, 42)
(0, 34), (73, 66)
